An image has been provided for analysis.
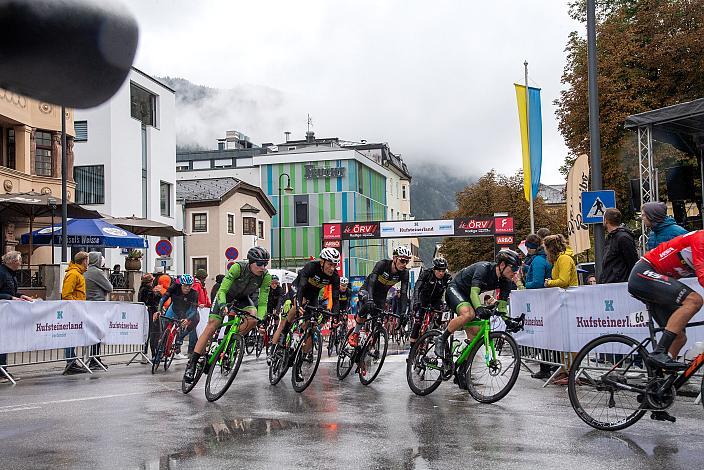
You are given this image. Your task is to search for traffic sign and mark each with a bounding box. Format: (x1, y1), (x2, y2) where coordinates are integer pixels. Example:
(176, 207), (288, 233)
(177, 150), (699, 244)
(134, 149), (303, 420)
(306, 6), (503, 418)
(225, 247), (239, 260)
(226, 261), (235, 271)
(155, 239), (172, 257)
(581, 190), (616, 224)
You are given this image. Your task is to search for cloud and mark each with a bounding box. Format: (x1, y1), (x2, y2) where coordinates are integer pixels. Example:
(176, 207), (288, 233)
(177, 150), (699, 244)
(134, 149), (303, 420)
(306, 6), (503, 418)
(124, 0), (580, 182)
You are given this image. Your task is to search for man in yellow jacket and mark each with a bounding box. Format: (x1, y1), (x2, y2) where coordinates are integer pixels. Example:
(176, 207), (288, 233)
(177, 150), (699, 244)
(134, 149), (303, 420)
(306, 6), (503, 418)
(62, 251), (89, 374)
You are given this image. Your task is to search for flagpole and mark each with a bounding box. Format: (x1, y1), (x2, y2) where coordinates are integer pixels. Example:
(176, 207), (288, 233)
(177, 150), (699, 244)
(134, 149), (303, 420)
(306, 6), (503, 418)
(525, 61), (535, 234)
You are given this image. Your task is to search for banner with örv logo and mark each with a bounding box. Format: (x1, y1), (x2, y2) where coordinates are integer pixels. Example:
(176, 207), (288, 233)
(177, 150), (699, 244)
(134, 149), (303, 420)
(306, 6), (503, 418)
(510, 279), (704, 353)
(0, 301), (148, 353)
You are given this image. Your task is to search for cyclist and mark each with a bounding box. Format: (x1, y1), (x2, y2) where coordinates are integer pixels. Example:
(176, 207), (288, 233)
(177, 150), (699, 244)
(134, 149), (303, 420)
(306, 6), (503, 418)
(329, 277), (351, 338)
(266, 275), (284, 319)
(409, 257), (452, 347)
(184, 247), (272, 382)
(627, 230), (704, 370)
(349, 246), (411, 347)
(272, 248), (341, 347)
(433, 250), (521, 383)
(158, 274), (200, 360)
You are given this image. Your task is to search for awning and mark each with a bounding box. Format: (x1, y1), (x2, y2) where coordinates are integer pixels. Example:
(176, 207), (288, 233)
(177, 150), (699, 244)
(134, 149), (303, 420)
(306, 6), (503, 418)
(21, 219), (147, 248)
(625, 98), (704, 154)
(103, 216), (184, 237)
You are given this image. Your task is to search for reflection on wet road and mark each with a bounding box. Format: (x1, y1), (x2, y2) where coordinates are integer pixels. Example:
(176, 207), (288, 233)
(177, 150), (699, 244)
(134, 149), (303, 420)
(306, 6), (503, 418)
(1, 354), (702, 469)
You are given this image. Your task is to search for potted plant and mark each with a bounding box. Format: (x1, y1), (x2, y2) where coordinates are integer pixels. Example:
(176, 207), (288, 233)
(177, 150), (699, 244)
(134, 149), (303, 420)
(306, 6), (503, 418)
(125, 249), (143, 271)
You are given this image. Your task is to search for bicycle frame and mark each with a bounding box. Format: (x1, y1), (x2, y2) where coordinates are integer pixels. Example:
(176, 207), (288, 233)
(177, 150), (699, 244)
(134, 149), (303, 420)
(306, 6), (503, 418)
(454, 319), (493, 367)
(206, 311), (247, 366)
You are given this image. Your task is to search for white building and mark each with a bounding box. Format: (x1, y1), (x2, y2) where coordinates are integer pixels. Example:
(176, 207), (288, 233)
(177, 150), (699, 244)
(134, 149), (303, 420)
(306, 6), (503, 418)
(72, 67), (182, 274)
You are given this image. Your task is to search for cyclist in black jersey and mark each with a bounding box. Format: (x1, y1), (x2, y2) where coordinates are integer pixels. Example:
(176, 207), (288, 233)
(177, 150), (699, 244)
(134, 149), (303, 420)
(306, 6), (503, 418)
(410, 257), (451, 346)
(349, 246), (411, 347)
(434, 250), (521, 359)
(330, 276), (351, 334)
(267, 275), (284, 317)
(272, 248), (341, 347)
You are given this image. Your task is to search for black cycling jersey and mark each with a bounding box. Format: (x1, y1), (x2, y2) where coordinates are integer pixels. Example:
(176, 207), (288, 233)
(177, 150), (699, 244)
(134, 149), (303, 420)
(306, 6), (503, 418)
(413, 267), (451, 308)
(159, 282), (198, 318)
(361, 259), (409, 313)
(338, 288), (351, 312)
(267, 285), (283, 314)
(292, 261), (340, 313)
(450, 261), (511, 305)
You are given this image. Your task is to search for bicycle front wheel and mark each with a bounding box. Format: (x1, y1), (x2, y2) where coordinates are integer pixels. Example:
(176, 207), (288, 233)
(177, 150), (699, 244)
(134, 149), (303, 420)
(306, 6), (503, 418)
(151, 328), (169, 374)
(205, 334), (245, 402)
(163, 331), (177, 371)
(568, 334), (652, 431)
(292, 329), (323, 392)
(359, 326), (389, 385)
(336, 328), (355, 380)
(406, 330), (444, 396)
(182, 356), (205, 394)
(327, 329), (336, 357)
(255, 330), (264, 358)
(268, 344), (290, 386)
(464, 331), (520, 403)
(245, 331), (255, 355)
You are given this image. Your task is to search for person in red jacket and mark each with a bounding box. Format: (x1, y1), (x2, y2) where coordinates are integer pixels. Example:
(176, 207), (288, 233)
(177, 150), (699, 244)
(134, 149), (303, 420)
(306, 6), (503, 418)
(193, 269), (212, 308)
(628, 231), (704, 370)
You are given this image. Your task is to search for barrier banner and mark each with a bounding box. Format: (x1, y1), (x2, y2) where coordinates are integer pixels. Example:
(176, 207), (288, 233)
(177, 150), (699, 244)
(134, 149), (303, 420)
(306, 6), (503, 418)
(0, 300), (148, 354)
(511, 288), (566, 350)
(196, 308), (224, 339)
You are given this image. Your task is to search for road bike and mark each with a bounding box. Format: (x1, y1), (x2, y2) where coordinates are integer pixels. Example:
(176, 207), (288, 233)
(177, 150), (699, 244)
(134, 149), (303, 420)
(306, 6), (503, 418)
(567, 304), (704, 431)
(336, 308), (399, 386)
(244, 326), (264, 358)
(180, 304), (256, 401)
(152, 315), (187, 374)
(268, 305), (332, 392)
(327, 313), (349, 357)
(406, 307), (523, 403)
(384, 311), (408, 345)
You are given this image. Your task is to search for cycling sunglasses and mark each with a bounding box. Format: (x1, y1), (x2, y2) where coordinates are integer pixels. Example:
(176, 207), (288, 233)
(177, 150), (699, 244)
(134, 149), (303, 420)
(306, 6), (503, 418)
(254, 260), (269, 267)
(397, 258), (411, 265)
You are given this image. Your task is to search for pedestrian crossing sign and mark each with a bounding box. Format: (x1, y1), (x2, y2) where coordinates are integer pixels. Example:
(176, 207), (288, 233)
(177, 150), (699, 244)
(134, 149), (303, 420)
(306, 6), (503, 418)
(581, 190), (616, 224)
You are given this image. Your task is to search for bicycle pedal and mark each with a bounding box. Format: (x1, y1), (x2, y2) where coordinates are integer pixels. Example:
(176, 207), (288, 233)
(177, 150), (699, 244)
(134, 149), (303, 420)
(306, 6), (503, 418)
(650, 411), (676, 423)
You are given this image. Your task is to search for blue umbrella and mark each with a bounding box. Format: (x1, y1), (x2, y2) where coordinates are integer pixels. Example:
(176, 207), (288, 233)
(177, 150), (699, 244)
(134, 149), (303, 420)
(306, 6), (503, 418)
(21, 219), (148, 248)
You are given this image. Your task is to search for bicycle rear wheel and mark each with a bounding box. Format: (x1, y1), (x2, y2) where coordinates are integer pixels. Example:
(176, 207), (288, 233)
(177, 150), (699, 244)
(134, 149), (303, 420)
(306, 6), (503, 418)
(292, 329), (323, 392)
(163, 330), (177, 371)
(182, 355), (205, 394)
(245, 331), (255, 355)
(204, 334), (245, 402)
(255, 330), (264, 358)
(464, 331), (520, 403)
(327, 329), (336, 357)
(336, 328), (355, 380)
(568, 334), (652, 431)
(406, 330), (445, 396)
(359, 326), (389, 385)
(151, 328), (169, 374)
(268, 344), (290, 385)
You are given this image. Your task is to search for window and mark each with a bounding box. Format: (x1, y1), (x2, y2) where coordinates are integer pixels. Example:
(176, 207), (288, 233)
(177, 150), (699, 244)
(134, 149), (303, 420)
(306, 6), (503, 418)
(243, 217), (256, 235)
(192, 213), (207, 233)
(402, 185), (407, 200)
(192, 257), (207, 274)
(213, 158), (233, 168)
(288, 146), (296, 151)
(236, 157), (253, 167)
(5, 128), (15, 169)
(160, 182), (171, 217)
(130, 82), (157, 126)
(34, 130), (53, 176)
(294, 195), (309, 225)
(176, 163), (189, 171)
(192, 160), (210, 170)
(258, 220), (265, 239)
(227, 214), (235, 234)
(74, 121), (88, 142)
(74, 165), (105, 204)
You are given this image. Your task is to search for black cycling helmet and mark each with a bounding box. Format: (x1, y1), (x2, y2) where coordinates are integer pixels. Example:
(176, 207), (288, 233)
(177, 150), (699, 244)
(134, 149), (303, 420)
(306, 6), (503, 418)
(495, 249), (520, 268)
(271, 274), (279, 281)
(247, 247), (270, 264)
(432, 257), (448, 270)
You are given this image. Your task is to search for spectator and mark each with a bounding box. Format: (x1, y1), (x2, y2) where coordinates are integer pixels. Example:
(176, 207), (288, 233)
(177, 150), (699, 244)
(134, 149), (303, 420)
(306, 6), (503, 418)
(543, 235), (578, 288)
(138, 273), (160, 363)
(586, 274), (597, 285)
(524, 234), (552, 289)
(599, 208), (639, 284)
(537, 227), (551, 239)
(642, 201), (688, 250)
(0, 251), (33, 383)
(483, 294), (495, 306)
(84, 252), (113, 369)
(109, 264), (126, 289)
(210, 274), (225, 304)
(189, 269), (211, 357)
(62, 251), (89, 375)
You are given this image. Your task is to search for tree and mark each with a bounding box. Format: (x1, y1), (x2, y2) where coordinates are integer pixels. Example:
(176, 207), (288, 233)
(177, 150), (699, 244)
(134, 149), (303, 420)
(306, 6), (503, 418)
(440, 170), (566, 271)
(556, 0), (704, 216)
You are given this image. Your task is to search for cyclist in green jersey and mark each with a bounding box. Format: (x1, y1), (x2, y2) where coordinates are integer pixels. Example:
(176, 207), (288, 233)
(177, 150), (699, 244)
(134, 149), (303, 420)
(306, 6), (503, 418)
(184, 247), (272, 381)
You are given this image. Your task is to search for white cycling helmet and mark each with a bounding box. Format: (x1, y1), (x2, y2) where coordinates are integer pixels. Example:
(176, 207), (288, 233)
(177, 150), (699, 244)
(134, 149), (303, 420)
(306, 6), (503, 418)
(340, 277), (349, 285)
(393, 246), (412, 258)
(320, 247), (340, 264)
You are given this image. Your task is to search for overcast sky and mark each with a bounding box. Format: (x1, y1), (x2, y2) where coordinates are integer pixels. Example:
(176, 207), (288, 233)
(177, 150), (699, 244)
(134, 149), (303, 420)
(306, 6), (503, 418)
(123, 1), (581, 183)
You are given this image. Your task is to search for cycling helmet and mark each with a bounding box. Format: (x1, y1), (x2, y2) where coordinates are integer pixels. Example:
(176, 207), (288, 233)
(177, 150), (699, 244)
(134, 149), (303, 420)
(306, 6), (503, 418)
(271, 275), (279, 281)
(393, 246), (412, 258)
(495, 249), (521, 269)
(320, 247), (340, 264)
(340, 277), (349, 285)
(247, 247), (270, 264)
(432, 257), (448, 270)
(179, 274), (194, 286)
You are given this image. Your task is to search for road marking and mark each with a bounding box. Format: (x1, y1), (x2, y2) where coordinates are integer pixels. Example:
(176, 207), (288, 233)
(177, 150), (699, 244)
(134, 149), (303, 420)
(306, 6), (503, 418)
(0, 406), (41, 413)
(0, 390), (152, 412)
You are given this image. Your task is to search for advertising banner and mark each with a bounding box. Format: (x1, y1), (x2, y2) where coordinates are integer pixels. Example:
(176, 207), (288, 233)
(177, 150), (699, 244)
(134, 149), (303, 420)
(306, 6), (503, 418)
(566, 153), (591, 254)
(511, 288), (566, 351)
(102, 302), (150, 345)
(380, 219), (454, 238)
(342, 222), (380, 239)
(454, 218), (494, 237)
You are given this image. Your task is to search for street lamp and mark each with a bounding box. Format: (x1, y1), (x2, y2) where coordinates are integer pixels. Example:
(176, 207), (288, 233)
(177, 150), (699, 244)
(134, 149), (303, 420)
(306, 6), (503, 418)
(278, 173), (293, 270)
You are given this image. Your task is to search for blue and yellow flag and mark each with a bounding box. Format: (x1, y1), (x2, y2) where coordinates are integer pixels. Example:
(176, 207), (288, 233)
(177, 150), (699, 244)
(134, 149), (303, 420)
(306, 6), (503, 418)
(514, 84), (542, 201)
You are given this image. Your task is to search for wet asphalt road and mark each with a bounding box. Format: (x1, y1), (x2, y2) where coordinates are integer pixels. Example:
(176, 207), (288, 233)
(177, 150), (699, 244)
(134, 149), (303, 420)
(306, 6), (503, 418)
(1, 348), (703, 470)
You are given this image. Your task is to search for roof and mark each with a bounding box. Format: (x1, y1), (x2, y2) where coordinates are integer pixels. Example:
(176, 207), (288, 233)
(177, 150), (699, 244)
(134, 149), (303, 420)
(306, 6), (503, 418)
(176, 177), (276, 216)
(624, 98), (704, 155)
(538, 183), (566, 204)
(176, 147), (264, 162)
(130, 67), (175, 94)
(240, 203), (260, 213)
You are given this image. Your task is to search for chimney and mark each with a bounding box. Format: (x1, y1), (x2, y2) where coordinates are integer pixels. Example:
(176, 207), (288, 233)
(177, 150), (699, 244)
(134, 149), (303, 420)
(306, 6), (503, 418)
(284, 131), (291, 142)
(305, 131), (315, 143)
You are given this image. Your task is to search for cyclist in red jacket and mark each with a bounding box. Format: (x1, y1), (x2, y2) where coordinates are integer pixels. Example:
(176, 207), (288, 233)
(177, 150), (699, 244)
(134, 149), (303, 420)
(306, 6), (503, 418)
(628, 231), (704, 370)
